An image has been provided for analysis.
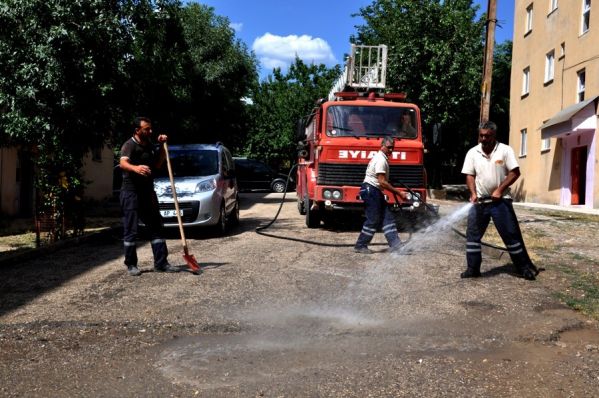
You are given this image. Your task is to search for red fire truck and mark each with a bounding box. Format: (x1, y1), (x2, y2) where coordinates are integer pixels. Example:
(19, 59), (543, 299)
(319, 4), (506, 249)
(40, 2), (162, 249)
(296, 44), (432, 228)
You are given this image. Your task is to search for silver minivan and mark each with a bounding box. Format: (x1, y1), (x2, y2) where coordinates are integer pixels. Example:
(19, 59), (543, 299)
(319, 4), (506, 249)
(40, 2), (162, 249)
(153, 143), (239, 234)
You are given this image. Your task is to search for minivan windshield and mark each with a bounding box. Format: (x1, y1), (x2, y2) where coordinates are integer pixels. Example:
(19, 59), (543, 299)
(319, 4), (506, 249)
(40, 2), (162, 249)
(156, 149), (219, 178)
(326, 105), (417, 138)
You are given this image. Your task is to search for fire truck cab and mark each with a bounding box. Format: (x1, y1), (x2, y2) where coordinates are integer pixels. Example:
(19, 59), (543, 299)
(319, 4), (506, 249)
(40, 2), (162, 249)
(296, 45), (430, 228)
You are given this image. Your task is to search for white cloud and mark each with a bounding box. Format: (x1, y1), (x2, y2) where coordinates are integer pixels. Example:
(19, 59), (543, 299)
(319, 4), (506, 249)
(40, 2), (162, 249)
(252, 33), (337, 72)
(230, 22), (243, 32)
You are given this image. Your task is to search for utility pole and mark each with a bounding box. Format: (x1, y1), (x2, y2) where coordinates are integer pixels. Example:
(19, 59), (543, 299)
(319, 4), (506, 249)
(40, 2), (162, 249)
(479, 0), (497, 125)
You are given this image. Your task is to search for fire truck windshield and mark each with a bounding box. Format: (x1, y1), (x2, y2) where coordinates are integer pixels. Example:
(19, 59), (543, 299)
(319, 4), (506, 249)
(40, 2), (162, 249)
(326, 105), (417, 139)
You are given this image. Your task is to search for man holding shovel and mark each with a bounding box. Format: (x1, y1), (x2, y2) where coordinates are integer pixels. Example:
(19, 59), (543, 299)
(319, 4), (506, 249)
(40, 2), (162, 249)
(460, 121), (538, 280)
(119, 117), (177, 276)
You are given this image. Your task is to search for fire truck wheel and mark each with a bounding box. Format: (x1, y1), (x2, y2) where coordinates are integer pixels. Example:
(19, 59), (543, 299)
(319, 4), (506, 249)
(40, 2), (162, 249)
(298, 199), (306, 215)
(305, 201), (321, 228)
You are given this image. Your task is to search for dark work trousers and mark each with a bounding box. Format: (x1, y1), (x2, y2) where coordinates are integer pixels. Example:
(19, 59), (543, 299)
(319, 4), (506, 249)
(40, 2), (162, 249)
(466, 199), (534, 272)
(355, 183), (401, 249)
(120, 190), (168, 268)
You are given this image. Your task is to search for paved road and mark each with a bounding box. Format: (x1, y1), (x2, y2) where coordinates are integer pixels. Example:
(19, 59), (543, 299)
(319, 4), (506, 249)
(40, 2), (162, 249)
(1, 193), (598, 397)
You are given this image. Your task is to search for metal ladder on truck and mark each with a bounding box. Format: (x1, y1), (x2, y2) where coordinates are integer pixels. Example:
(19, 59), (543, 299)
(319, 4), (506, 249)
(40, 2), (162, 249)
(328, 44), (388, 101)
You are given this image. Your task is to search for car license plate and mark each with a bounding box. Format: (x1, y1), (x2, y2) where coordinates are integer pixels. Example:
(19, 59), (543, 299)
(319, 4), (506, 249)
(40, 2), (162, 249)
(160, 209), (183, 217)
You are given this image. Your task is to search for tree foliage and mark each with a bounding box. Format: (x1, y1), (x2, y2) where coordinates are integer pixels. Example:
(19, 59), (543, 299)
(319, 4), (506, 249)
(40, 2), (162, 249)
(0, 0), (128, 231)
(353, 0), (486, 183)
(177, 3), (257, 148)
(490, 40), (512, 144)
(245, 59), (341, 168)
(116, 1), (257, 147)
(0, 0), (257, 235)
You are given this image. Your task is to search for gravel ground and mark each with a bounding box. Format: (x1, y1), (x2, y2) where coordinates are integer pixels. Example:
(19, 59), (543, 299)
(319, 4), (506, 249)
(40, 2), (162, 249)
(1, 193), (598, 397)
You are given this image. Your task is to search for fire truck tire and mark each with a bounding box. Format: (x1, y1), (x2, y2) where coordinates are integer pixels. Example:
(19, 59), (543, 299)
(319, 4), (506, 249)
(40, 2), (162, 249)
(298, 198), (306, 215)
(305, 200), (321, 228)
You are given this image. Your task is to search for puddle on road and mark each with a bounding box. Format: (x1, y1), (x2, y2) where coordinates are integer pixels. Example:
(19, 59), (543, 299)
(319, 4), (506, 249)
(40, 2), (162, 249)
(155, 203), (599, 391)
(155, 311), (488, 390)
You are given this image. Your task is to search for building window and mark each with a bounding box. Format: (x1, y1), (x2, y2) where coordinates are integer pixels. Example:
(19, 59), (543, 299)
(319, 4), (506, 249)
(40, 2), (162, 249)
(545, 50), (555, 83)
(520, 129), (528, 157)
(541, 137), (551, 151)
(550, 0), (558, 13)
(577, 69), (586, 102)
(559, 42), (566, 59)
(522, 67), (530, 96)
(582, 0), (591, 33)
(526, 3), (534, 34)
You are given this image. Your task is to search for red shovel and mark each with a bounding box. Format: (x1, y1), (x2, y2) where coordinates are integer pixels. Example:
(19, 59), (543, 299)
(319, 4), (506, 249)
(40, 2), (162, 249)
(163, 142), (201, 273)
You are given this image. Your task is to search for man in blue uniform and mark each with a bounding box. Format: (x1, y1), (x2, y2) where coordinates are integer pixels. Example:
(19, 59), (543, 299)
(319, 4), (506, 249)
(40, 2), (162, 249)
(354, 136), (409, 254)
(461, 121), (538, 280)
(119, 117), (176, 276)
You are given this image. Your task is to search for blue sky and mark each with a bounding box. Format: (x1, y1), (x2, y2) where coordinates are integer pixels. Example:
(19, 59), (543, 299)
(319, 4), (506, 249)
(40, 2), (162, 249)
(196, 0), (514, 79)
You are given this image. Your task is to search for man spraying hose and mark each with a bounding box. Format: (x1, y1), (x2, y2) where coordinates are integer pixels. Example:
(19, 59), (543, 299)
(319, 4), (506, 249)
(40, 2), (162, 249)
(460, 121), (538, 280)
(354, 136), (409, 254)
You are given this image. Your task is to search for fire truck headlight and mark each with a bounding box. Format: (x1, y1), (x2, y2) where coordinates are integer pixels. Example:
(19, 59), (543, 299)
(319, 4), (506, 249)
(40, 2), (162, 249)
(413, 201), (421, 208)
(405, 192), (413, 201)
(323, 189), (332, 199)
(332, 190), (342, 200)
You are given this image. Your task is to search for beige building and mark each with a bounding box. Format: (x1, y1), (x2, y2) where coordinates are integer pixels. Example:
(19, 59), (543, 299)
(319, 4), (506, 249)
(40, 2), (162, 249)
(510, 0), (599, 208)
(0, 145), (114, 217)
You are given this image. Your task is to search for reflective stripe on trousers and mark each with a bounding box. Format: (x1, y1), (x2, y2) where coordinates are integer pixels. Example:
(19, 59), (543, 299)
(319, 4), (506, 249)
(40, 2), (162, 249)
(465, 199), (533, 271)
(120, 190), (169, 267)
(355, 183), (401, 249)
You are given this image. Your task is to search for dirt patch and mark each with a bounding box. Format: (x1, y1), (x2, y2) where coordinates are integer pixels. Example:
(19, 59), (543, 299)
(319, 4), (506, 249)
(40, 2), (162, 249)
(1, 196), (599, 396)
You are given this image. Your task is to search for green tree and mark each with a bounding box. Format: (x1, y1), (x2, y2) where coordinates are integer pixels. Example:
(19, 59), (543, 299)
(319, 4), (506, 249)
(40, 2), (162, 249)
(490, 40), (512, 144)
(116, 1), (258, 148)
(0, 0), (127, 232)
(178, 3), (258, 148)
(353, 0), (485, 184)
(245, 59), (341, 169)
(116, 0), (189, 143)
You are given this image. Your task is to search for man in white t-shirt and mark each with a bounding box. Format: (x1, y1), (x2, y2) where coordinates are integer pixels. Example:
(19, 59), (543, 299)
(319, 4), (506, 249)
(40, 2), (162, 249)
(354, 136), (409, 254)
(460, 121), (537, 280)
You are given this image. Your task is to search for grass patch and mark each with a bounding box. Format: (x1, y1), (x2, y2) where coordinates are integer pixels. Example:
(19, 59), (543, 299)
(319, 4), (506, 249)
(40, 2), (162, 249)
(571, 252), (590, 261)
(537, 210), (599, 223)
(0, 217), (120, 257)
(551, 262), (599, 320)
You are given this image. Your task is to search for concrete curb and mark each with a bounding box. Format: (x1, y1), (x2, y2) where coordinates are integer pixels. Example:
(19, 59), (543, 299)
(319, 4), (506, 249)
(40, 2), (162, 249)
(0, 226), (121, 268)
(513, 201), (599, 215)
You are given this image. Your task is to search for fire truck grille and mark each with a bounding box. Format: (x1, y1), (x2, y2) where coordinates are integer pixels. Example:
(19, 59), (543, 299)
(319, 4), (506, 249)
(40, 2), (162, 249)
(317, 163), (425, 188)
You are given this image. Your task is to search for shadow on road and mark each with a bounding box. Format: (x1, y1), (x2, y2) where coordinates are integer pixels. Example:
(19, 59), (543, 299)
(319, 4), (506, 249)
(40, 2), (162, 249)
(0, 233), (123, 317)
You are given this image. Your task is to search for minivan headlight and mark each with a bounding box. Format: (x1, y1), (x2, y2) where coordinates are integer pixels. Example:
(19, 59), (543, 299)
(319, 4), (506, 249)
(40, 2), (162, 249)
(196, 179), (216, 193)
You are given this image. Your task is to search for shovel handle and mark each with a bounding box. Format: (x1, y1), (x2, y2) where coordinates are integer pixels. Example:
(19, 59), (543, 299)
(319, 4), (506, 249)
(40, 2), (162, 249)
(163, 142), (188, 250)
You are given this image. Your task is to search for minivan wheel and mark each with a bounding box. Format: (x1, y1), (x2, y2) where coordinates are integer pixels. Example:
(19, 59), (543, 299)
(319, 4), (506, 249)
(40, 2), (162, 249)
(214, 203), (227, 235)
(271, 180), (286, 193)
(229, 197), (240, 226)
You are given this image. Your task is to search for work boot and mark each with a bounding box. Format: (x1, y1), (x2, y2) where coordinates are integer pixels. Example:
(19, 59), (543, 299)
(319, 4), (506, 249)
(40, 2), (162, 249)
(460, 268), (481, 278)
(154, 264), (178, 273)
(515, 264), (537, 280)
(354, 247), (373, 254)
(127, 265), (141, 276)
(522, 267), (536, 281)
(390, 243), (413, 254)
